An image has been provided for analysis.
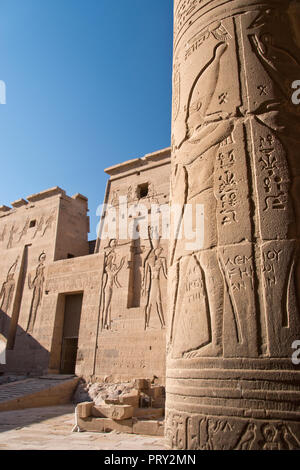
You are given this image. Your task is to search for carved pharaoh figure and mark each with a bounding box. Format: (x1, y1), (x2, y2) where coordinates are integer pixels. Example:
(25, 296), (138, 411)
(0, 257), (19, 333)
(7, 225), (18, 249)
(111, 190), (119, 206)
(169, 26), (235, 358)
(32, 215), (44, 239)
(18, 218), (30, 243)
(148, 182), (159, 204)
(142, 229), (167, 329)
(127, 185), (135, 203)
(101, 240), (125, 330)
(0, 224), (7, 243)
(26, 252), (46, 334)
(42, 210), (56, 237)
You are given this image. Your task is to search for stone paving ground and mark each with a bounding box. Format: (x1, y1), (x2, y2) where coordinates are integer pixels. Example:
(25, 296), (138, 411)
(0, 405), (166, 450)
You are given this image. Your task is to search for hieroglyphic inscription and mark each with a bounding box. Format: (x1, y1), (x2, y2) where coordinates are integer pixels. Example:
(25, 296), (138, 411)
(168, 0), (300, 450)
(175, 0), (198, 39)
(259, 135), (288, 212)
(217, 159), (238, 226)
(185, 22), (231, 60)
(166, 411), (300, 450)
(165, 411), (187, 450)
(172, 62), (180, 121)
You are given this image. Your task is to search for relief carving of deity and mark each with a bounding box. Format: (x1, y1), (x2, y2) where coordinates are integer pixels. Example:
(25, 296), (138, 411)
(101, 240), (125, 330)
(27, 252), (46, 334)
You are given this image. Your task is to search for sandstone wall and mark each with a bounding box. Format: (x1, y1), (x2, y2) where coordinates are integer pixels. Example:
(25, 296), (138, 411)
(0, 188), (90, 374)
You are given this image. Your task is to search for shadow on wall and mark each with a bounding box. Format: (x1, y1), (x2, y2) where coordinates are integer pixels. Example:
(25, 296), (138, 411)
(0, 309), (50, 376)
(0, 311), (78, 435)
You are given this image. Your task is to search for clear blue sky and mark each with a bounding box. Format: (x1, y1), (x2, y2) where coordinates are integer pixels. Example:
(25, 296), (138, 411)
(0, 0), (173, 240)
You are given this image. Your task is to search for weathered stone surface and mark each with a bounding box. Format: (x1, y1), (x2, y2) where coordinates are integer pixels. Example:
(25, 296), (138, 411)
(0, 405), (166, 450)
(0, 377), (80, 412)
(133, 418), (165, 437)
(104, 398), (120, 405)
(134, 379), (150, 391)
(149, 385), (165, 399)
(166, 0), (300, 450)
(91, 404), (134, 420)
(0, 149), (170, 383)
(133, 407), (164, 419)
(77, 401), (94, 419)
(119, 389), (140, 407)
(77, 416), (133, 434)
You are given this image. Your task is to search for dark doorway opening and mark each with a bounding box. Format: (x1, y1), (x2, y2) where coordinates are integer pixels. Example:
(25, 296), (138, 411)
(60, 293), (83, 374)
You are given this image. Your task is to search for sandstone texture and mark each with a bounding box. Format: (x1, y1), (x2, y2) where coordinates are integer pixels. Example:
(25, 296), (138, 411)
(0, 149), (170, 383)
(75, 378), (165, 437)
(0, 405), (166, 450)
(166, 0), (300, 450)
(0, 0), (300, 451)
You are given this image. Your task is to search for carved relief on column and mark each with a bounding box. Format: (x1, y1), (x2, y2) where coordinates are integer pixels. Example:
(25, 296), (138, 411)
(166, 410), (300, 450)
(239, 7), (300, 357)
(169, 10), (258, 359)
(167, 0), (300, 449)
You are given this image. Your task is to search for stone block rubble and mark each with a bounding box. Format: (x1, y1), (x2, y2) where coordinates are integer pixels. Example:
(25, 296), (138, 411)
(74, 378), (165, 436)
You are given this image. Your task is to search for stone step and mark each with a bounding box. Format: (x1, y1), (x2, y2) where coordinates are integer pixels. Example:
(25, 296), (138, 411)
(77, 415), (165, 437)
(133, 407), (164, 419)
(76, 401), (165, 437)
(0, 376), (79, 412)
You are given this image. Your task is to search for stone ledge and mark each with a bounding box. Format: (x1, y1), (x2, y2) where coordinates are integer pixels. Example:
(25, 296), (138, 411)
(27, 187), (66, 203)
(77, 415), (165, 437)
(11, 199), (28, 209)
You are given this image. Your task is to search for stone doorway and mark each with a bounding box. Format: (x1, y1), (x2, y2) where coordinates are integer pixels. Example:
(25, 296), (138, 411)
(60, 338), (78, 374)
(59, 293), (83, 375)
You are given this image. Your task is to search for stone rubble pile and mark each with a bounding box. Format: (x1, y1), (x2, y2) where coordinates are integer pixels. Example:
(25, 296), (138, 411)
(74, 378), (165, 436)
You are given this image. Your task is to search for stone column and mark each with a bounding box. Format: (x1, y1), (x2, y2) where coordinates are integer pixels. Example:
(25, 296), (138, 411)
(166, 0), (300, 450)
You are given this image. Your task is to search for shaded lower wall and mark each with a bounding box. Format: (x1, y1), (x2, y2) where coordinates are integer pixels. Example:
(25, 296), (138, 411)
(0, 309), (50, 376)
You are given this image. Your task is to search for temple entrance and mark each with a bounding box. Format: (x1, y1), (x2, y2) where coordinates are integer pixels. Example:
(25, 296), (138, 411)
(60, 294), (83, 374)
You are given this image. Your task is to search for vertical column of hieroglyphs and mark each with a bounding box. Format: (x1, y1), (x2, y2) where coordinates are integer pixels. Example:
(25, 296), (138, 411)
(166, 0), (300, 450)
